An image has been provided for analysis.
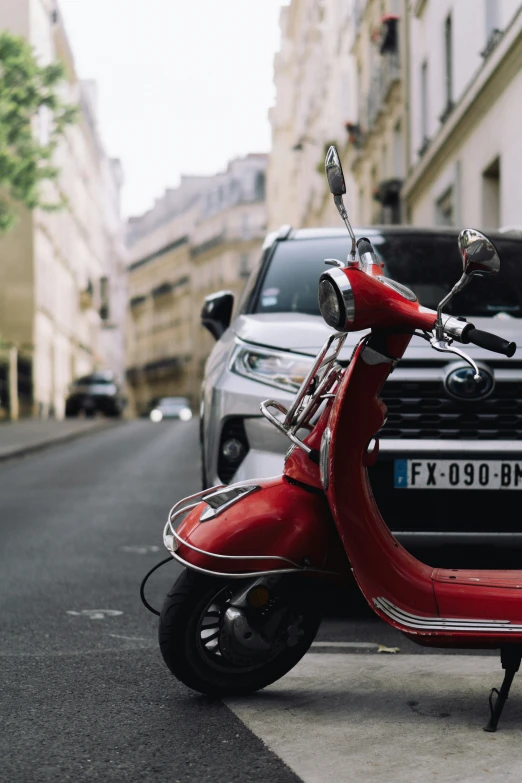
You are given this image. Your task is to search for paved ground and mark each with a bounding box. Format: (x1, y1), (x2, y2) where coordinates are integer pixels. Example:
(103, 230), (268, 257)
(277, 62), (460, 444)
(0, 418), (122, 460)
(1, 419), (521, 782)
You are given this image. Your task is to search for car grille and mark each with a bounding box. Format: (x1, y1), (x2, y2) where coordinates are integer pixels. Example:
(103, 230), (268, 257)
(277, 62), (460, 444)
(380, 379), (522, 440)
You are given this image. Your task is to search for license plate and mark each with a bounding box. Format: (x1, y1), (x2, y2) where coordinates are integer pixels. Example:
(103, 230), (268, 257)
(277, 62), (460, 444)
(394, 459), (522, 490)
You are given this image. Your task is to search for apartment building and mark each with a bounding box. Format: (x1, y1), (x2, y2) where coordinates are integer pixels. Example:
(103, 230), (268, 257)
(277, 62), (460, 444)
(348, 0), (407, 226)
(126, 155), (267, 416)
(268, 0), (357, 230)
(0, 0), (126, 419)
(269, 0), (522, 235)
(404, 0), (522, 230)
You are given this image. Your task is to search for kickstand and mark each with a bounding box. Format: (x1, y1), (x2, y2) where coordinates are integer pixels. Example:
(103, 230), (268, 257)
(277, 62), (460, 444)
(483, 646), (522, 732)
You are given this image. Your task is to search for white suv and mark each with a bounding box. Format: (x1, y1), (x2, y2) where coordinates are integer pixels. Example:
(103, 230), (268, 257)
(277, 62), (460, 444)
(199, 225), (522, 548)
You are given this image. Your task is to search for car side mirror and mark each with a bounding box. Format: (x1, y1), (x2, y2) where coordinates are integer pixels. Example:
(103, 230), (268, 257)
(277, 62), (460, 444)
(201, 290), (234, 341)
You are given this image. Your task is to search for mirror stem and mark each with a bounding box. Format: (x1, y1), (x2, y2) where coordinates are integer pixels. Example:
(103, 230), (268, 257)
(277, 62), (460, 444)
(333, 195), (356, 260)
(435, 274), (469, 341)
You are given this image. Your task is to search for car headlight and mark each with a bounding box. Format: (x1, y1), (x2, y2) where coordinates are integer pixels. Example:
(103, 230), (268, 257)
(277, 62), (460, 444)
(150, 409), (163, 422)
(231, 344), (315, 393)
(318, 268), (355, 331)
(179, 407), (192, 422)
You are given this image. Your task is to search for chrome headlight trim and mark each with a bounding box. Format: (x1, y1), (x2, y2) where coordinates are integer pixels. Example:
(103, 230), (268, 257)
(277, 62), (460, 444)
(318, 268), (355, 331)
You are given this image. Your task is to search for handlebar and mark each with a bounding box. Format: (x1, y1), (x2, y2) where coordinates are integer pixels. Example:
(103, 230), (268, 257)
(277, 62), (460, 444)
(356, 237), (375, 257)
(461, 327), (516, 357)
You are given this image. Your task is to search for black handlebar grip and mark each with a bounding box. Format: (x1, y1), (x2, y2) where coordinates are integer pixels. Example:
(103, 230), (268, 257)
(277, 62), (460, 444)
(356, 237), (374, 256)
(463, 327), (516, 357)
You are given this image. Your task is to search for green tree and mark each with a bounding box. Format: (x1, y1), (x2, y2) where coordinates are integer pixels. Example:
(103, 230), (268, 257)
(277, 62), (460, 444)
(0, 31), (77, 233)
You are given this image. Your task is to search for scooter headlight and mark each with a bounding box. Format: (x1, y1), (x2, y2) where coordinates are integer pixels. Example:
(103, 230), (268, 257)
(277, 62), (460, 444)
(318, 268), (355, 331)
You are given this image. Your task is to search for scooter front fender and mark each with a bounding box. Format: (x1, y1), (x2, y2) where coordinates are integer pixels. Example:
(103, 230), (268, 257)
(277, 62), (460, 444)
(168, 476), (350, 580)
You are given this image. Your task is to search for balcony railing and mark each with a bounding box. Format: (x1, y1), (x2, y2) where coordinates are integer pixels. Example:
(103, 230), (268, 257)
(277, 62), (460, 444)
(362, 52), (401, 133)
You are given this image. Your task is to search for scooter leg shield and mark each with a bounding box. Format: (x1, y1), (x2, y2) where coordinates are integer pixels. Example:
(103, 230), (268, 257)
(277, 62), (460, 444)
(170, 475), (349, 578)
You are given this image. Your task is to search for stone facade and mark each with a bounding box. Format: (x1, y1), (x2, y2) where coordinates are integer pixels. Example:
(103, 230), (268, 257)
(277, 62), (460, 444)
(268, 0), (522, 235)
(404, 0), (522, 230)
(0, 0), (126, 419)
(125, 154), (267, 416)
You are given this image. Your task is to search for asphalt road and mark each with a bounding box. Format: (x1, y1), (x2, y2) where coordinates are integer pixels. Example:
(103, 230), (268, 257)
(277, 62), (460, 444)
(0, 420), (303, 783)
(0, 419), (505, 782)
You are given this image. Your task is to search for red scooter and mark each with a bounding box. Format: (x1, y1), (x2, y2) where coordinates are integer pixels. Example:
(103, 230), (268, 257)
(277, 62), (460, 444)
(145, 146), (520, 732)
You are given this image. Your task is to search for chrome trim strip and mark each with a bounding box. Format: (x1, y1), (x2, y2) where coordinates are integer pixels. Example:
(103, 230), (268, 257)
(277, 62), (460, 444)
(378, 439), (522, 454)
(373, 597), (522, 633)
(394, 531), (522, 542)
(199, 484), (261, 521)
(319, 427), (331, 490)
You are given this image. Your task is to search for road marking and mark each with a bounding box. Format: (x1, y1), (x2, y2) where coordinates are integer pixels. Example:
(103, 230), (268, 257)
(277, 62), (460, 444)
(66, 609), (123, 620)
(109, 634), (147, 642)
(310, 641), (379, 649)
(226, 653), (522, 783)
(121, 545), (161, 554)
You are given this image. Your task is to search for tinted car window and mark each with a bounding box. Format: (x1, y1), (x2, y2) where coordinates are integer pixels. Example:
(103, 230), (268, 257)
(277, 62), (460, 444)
(250, 234), (522, 318)
(73, 374), (114, 386)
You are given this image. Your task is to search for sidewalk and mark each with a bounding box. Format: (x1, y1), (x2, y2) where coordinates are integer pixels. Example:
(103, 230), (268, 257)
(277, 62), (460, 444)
(0, 418), (124, 462)
(227, 652), (522, 782)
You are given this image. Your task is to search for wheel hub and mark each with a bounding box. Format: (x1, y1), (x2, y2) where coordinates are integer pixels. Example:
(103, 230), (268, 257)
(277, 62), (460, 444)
(219, 604), (294, 666)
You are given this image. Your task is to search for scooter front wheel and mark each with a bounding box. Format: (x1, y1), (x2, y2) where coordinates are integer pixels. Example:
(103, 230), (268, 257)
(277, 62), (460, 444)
(159, 569), (322, 696)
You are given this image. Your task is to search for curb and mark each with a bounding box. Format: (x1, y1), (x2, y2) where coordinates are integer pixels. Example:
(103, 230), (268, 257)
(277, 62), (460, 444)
(0, 419), (127, 463)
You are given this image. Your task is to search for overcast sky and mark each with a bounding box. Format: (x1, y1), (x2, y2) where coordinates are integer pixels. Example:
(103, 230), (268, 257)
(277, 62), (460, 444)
(58, 0), (288, 217)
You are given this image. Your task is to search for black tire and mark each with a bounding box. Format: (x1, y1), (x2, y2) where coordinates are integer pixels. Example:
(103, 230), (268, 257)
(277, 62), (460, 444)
(159, 569), (321, 696)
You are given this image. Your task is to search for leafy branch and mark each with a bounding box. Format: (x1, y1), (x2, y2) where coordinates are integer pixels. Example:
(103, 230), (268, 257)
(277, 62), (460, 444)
(0, 31), (78, 233)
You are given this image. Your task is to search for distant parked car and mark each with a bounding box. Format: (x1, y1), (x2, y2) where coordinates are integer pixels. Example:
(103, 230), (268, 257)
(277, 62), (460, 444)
(149, 397), (192, 423)
(65, 371), (124, 418)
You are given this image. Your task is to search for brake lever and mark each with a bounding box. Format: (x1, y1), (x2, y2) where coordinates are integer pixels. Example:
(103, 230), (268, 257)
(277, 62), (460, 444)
(430, 336), (481, 381)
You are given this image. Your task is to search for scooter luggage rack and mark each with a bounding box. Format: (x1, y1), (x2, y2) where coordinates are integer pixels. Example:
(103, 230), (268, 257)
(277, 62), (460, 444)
(260, 332), (347, 456)
(163, 486), (330, 579)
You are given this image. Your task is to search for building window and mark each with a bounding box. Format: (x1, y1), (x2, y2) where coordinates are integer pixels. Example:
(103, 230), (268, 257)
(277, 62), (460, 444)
(419, 60), (429, 155)
(482, 157), (501, 230)
(441, 14), (453, 122)
(482, 0), (503, 58)
(239, 253), (250, 279)
(99, 276), (110, 320)
(254, 172), (266, 200)
(435, 187), (454, 226)
(393, 120), (404, 177)
(241, 214), (250, 240)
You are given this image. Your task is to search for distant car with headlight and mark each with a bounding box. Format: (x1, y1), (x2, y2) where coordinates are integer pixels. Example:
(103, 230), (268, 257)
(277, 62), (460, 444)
(149, 397), (192, 423)
(199, 225), (522, 548)
(65, 371), (123, 418)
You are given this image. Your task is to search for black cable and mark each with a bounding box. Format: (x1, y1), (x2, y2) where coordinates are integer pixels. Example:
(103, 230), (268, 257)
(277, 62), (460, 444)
(140, 556), (174, 616)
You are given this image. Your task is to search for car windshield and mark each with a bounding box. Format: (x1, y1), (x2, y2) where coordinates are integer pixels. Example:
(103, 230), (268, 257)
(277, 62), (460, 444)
(73, 374), (114, 385)
(158, 398), (188, 406)
(251, 234), (522, 318)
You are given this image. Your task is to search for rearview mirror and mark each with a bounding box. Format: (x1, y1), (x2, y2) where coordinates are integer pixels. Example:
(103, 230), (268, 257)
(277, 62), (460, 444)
(201, 290), (234, 341)
(435, 229), (501, 340)
(458, 229), (500, 279)
(325, 145), (346, 197)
